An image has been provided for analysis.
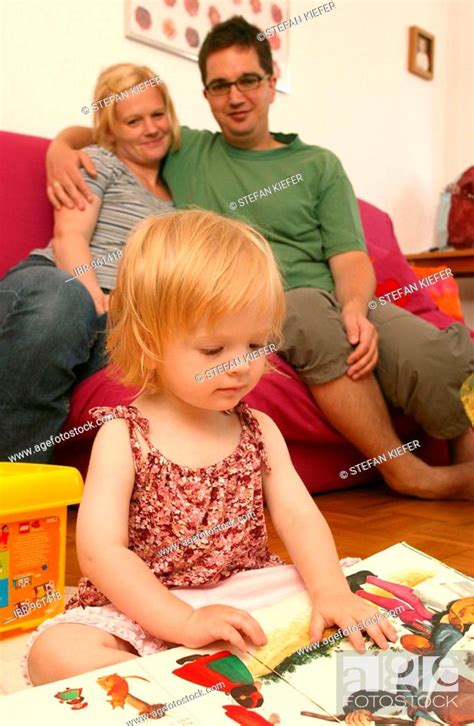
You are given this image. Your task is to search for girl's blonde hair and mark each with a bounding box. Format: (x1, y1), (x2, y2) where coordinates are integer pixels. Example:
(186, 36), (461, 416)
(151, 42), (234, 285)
(92, 62), (180, 152)
(107, 209), (286, 394)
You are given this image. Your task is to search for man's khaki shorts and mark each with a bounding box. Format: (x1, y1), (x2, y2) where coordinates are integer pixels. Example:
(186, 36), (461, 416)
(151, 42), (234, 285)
(279, 288), (474, 439)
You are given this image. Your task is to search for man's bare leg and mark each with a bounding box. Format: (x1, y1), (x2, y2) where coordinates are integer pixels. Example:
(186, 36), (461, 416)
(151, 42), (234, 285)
(449, 427), (474, 465)
(310, 374), (473, 500)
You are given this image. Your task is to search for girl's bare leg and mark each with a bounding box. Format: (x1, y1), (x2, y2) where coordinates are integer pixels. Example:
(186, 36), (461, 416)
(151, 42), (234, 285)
(28, 623), (139, 685)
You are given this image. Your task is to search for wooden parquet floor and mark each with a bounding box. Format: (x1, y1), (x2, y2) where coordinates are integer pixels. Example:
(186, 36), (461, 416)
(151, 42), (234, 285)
(65, 482), (474, 584)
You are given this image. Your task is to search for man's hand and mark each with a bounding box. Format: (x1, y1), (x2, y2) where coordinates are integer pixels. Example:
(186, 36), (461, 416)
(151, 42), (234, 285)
(329, 251), (378, 379)
(181, 605), (267, 654)
(46, 140), (96, 211)
(342, 304), (379, 380)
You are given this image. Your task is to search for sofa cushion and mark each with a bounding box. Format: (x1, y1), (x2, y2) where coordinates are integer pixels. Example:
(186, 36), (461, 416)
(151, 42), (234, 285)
(358, 199), (462, 331)
(0, 132), (455, 492)
(409, 264), (465, 322)
(55, 353), (449, 491)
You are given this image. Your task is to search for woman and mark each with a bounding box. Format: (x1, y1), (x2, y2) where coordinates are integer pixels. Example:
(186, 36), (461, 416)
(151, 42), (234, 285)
(0, 63), (178, 462)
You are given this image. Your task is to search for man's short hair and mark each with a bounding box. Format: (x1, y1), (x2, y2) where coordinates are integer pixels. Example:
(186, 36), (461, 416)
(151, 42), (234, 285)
(198, 15), (273, 85)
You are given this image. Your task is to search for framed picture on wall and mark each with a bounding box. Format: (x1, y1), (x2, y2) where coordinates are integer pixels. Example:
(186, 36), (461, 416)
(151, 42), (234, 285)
(408, 26), (434, 80)
(124, 0), (291, 92)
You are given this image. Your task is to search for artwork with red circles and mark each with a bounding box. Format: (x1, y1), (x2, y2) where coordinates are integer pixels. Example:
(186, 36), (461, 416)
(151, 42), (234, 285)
(124, 0), (290, 91)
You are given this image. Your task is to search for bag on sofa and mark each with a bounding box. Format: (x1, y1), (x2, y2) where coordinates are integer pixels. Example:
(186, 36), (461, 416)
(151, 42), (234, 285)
(447, 166), (474, 249)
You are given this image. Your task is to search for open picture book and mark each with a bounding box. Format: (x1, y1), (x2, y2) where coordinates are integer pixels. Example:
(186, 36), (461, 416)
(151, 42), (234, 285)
(2, 542), (473, 725)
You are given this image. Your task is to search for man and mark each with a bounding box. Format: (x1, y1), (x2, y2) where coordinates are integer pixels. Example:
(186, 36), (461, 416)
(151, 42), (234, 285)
(42, 17), (474, 498)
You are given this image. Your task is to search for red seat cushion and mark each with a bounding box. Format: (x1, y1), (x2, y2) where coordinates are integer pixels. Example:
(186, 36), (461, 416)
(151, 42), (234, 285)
(55, 354), (448, 491)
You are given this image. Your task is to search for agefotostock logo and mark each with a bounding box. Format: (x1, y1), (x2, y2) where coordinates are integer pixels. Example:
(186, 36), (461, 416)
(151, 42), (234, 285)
(336, 651), (460, 714)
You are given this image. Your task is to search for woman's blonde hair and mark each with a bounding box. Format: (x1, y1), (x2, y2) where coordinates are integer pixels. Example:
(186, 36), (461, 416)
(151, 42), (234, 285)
(92, 63), (180, 152)
(107, 209), (286, 394)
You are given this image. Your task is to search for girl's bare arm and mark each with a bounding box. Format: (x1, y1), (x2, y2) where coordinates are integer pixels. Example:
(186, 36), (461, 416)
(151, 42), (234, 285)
(77, 419), (266, 652)
(76, 419), (195, 644)
(255, 410), (397, 652)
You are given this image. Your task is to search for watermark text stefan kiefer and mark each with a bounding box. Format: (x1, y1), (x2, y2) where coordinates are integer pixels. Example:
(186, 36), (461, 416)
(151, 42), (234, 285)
(257, 2), (336, 41)
(195, 344), (276, 383)
(81, 75), (162, 115)
(229, 174), (303, 211)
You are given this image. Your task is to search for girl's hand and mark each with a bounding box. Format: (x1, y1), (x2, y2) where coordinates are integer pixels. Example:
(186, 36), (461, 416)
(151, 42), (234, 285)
(182, 605), (267, 654)
(310, 590), (398, 653)
(345, 710), (374, 725)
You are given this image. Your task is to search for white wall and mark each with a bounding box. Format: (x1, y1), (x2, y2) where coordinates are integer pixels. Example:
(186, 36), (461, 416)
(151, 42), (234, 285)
(1, 0), (473, 257)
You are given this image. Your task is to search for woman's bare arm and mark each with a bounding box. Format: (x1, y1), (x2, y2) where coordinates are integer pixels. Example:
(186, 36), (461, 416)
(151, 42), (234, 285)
(52, 196), (109, 314)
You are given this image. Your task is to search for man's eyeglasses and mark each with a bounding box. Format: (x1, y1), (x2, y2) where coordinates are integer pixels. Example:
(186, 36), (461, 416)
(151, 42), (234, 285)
(205, 73), (270, 97)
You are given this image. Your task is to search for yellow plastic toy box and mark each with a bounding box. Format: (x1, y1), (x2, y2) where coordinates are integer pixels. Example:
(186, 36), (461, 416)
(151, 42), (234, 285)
(0, 463), (83, 635)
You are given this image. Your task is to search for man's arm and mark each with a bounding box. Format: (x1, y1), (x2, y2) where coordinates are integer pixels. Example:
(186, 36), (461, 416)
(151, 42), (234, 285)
(46, 126), (97, 211)
(329, 250), (376, 312)
(57, 126), (95, 149)
(314, 150), (379, 381)
(329, 251), (379, 380)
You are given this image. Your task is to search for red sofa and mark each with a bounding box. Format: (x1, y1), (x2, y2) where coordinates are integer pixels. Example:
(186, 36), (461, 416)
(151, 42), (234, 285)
(1, 130), (466, 491)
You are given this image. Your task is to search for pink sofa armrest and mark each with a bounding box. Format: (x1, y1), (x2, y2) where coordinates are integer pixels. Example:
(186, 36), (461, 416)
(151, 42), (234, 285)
(0, 131), (53, 277)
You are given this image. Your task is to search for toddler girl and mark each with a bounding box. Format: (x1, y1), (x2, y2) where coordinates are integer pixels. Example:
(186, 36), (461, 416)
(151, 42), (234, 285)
(25, 210), (396, 685)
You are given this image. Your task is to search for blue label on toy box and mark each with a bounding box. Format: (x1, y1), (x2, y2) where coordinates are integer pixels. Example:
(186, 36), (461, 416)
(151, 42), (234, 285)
(0, 578), (8, 608)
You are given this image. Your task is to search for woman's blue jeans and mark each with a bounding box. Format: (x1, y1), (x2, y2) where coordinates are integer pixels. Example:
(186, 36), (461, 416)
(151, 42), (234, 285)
(0, 256), (107, 463)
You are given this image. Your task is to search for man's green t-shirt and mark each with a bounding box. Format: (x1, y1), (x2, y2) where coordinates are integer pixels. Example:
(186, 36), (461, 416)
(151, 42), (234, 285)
(162, 127), (366, 291)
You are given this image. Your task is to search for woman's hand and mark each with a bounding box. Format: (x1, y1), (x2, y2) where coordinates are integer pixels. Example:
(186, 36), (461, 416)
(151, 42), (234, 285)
(88, 289), (109, 316)
(78, 281), (109, 315)
(310, 590), (398, 653)
(181, 605), (267, 653)
(46, 140), (96, 211)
